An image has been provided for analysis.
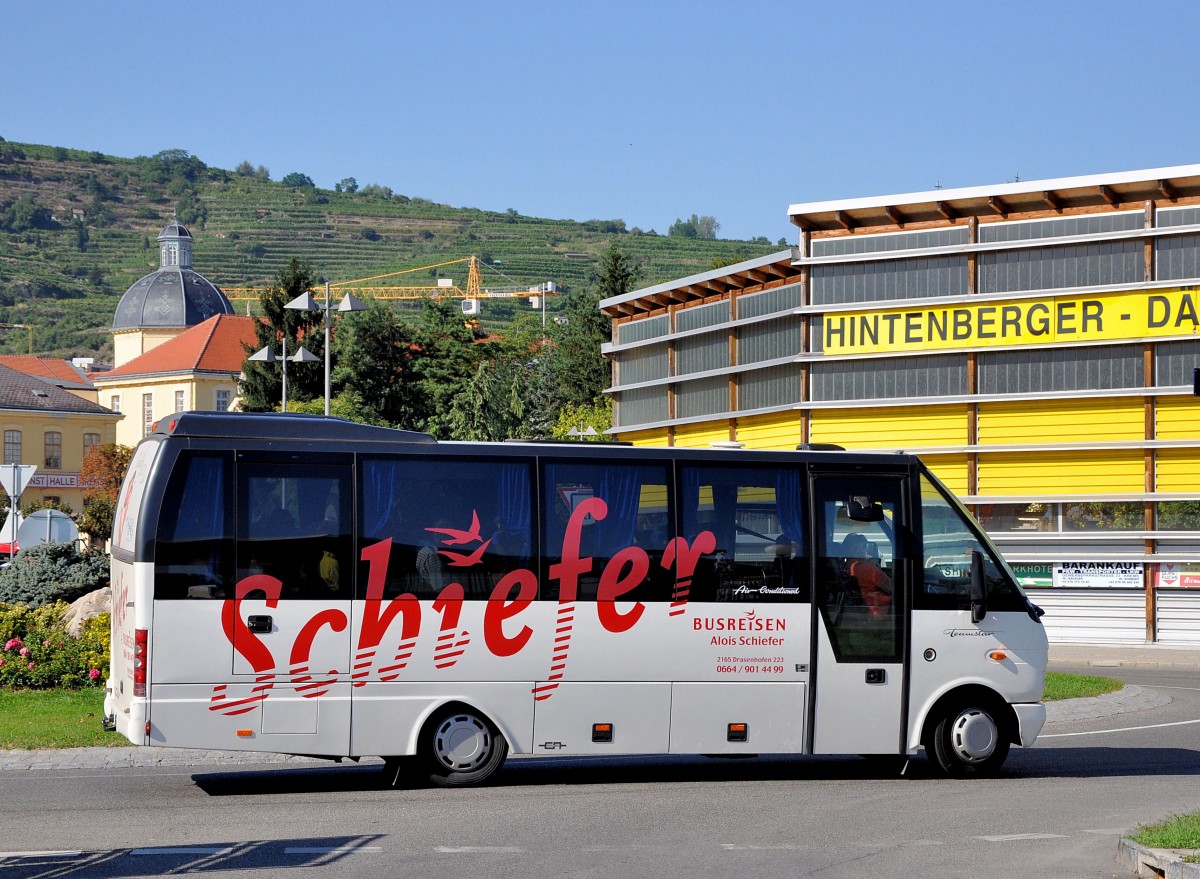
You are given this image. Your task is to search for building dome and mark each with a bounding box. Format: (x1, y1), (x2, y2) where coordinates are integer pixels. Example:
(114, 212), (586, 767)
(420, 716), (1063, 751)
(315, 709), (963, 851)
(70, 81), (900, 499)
(112, 223), (234, 330)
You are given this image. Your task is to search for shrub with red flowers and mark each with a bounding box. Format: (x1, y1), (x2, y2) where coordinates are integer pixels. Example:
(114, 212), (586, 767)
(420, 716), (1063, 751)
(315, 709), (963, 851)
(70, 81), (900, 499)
(0, 602), (109, 688)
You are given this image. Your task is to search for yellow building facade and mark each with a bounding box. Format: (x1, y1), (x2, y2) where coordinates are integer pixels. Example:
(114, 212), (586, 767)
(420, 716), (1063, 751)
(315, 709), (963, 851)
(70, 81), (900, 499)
(601, 165), (1200, 645)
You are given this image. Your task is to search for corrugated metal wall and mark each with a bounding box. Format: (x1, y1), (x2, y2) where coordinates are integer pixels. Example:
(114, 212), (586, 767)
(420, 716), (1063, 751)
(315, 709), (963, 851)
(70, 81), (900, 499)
(621, 428), (670, 447)
(978, 211), (1143, 243)
(811, 256), (968, 305)
(978, 450), (1145, 495)
(738, 364), (799, 411)
(1025, 589), (1148, 643)
(978, 346), (1144, 394)
(673, 421), (729, 448)
(918, 453), (969, 495)
(978, 397), (1145, 444)
(617, 343), (668, 385)
(614, 387), (668, 428)
(809, 405), (969, 449)
(738, 318), (801, 365)
(675, 376), (728, 419)
(1156, 341), (1200, 386)
(1156, 592), (1200, 645)
(978, 241), (1143, 293)
(1155, 396), (1199, 438)
(616, 314), (668, 344)
(735, 412), (802, 449)
(1156, 449), (1200, 493)
(737, 284), (801, 318)
(811, 354), (967, 401)
(1156, 234), (1200, 281)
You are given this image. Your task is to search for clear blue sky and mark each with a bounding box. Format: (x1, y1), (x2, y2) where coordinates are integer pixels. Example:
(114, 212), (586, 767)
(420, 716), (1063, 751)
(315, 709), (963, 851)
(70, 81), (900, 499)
(4, 0), (1198, 243)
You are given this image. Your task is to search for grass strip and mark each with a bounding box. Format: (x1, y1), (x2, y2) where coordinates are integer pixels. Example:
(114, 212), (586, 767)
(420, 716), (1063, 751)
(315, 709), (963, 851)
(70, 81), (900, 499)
(1132, 812), (1200, 853)
(1042, 671), (1123, 702)
(0, 689), (122, 750)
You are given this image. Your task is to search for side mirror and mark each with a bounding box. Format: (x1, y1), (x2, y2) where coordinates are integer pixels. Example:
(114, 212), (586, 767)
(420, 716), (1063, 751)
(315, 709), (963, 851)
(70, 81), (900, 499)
(970, 549), (987, 623)
(846, 495), (884, 522)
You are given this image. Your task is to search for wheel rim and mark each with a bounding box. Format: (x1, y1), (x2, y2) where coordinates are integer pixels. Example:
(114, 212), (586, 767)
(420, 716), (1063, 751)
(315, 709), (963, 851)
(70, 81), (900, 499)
(433, 713), (493, 772)
(948, 708), (998, 764)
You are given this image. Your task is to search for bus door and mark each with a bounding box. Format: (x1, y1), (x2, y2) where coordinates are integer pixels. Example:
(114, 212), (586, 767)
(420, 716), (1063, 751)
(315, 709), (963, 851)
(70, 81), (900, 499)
(232, 456), (354, 740)
(810, 472), (908, 755)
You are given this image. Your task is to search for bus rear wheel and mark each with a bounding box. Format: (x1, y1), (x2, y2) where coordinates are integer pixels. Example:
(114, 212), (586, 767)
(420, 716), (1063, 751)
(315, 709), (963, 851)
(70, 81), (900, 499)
(420, 707), (508, 787)
(926, 702), (1010, 777)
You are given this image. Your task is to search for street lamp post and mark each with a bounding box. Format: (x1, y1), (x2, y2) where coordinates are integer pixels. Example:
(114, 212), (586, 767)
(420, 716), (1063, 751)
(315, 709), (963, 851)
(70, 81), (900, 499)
(248, 334), (319, 412)
(285, 281), (368, 416)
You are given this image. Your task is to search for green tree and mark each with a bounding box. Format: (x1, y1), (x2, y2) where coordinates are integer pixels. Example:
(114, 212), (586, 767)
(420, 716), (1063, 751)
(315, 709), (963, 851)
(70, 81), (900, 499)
(235, 160), (255, 176)
(550, 397), (613, 441)
(331, 303), (423, 428)
(445, 315), (548, 441)
(239, 258), (323, 411)
(668, 213), (719, 240)
(411, 296), (482, 437)
(544, 245), (631, 409)
(281, 172), (315, 188)
(336, 177), (359, 193)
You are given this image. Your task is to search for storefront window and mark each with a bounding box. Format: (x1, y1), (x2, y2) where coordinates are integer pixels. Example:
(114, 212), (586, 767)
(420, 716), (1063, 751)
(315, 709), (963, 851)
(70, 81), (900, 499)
(1062, 501), (1143, 531)
(1158, 501), (1200, 531)
(976, 502), (1056, 532)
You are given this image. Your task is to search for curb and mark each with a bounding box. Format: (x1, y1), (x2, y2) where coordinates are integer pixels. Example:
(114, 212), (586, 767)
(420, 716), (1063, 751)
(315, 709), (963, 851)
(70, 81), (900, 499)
(1117, 838), (1200, 878)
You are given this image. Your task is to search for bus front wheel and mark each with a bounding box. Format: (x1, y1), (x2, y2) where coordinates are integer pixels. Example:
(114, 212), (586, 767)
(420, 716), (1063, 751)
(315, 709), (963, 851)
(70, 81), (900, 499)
(420, 707), (508, 787)
(925, 701), (1010, 777)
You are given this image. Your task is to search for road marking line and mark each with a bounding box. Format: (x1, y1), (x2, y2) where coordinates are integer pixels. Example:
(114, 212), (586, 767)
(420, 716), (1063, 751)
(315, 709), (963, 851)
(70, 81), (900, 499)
(1040, 717), (1200, 738)
(1084, 829), (1130, 835)
(721, 844), (800, 851)
(976, 834), (1067, 842)
(0, 850), (82, 859)
(284, 847), (382, 854)
(131, 847), (234, 856)
(435, 846), (523, 854)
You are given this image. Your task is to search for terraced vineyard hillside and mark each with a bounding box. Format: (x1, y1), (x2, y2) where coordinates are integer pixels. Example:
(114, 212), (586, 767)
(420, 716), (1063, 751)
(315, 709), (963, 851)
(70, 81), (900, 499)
(0, 140), (779, 360)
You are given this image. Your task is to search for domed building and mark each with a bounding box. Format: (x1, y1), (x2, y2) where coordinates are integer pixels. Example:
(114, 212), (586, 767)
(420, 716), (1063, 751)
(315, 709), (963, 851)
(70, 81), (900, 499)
(95, 223), (254, 447)
(111, 223), (235, 368)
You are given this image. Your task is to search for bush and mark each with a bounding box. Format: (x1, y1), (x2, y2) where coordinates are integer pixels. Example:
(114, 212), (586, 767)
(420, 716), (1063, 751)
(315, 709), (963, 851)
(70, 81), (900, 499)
(0, 603), (109, 688)
(0, 543), (110, 607)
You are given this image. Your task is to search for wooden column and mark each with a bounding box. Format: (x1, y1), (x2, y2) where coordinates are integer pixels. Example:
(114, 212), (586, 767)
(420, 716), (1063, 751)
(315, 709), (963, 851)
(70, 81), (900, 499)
(1144, 342), (1157, 641)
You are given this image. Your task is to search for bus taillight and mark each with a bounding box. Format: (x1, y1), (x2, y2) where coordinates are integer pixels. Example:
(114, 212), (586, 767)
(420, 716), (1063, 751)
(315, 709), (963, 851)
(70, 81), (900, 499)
(133, 628), (148, 697)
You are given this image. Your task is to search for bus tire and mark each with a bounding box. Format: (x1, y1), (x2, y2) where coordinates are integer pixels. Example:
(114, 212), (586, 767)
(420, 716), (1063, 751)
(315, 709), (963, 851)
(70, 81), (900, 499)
(925, 700), (1010, 777)
(420, 706), (508, 787)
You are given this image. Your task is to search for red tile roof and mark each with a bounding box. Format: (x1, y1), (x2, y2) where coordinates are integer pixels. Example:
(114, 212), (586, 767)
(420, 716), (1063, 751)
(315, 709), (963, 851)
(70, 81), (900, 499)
(98, 314), (259, 379)
(0, 355), (91, 387)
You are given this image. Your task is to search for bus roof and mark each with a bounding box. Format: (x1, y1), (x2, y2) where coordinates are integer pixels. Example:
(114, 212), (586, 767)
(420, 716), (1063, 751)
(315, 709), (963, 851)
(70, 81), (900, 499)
(151, 411), (436, 444)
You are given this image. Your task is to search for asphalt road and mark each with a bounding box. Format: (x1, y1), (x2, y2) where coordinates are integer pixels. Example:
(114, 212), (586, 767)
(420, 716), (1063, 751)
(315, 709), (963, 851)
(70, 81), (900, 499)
(2, 666), (1197, 879)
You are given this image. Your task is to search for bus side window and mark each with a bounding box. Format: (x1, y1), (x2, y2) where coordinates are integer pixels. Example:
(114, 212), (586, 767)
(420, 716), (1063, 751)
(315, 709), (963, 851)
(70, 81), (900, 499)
(679, 465), (809, 604)
(542, 461), (674, 602)
(917, 473), (1025, 612)
(238, 464), (352, 599)
(154, 452), (233, 599)
(359, 456), (535, 600)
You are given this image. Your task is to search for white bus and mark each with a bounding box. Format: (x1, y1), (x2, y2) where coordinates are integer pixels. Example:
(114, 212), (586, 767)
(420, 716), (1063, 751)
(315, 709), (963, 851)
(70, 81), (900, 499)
(105, 412), (1047, 785)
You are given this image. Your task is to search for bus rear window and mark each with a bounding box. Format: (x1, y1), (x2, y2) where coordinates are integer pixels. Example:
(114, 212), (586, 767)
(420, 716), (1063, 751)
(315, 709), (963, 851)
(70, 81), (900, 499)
(154, 452), (233, 599)
(113, 440), (162, 556)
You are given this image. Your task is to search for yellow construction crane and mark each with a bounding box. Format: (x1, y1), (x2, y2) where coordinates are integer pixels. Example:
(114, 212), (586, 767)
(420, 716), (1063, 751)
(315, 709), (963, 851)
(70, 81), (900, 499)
(222, 256), (557, 306)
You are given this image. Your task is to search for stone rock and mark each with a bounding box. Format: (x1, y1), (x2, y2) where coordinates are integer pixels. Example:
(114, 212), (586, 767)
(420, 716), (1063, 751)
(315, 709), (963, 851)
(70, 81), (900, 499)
(62, 587), (111, 636)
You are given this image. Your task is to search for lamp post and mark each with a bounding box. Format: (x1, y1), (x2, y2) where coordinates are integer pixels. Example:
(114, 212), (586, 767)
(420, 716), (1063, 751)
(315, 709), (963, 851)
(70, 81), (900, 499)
(285, 281), (368, 416)
(248, 334), (319, 412)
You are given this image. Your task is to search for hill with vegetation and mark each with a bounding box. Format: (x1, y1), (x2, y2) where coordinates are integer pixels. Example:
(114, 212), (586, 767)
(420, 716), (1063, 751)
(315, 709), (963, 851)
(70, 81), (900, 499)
(0, 139), (780, 361)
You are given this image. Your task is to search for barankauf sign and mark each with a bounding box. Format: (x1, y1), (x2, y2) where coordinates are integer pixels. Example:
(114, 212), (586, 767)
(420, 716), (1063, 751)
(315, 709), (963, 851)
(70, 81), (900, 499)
(1052, 561), (1144, 588)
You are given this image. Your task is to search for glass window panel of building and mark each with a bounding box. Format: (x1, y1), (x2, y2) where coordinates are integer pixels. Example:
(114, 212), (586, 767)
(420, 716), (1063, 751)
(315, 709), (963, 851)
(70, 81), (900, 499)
(4, 430), (21, 465)
(44, 431), (62, 470)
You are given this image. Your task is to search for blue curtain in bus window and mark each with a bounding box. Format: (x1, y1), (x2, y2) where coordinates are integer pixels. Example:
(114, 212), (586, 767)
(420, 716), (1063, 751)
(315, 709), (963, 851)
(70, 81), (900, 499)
(543, 461), (667, 601)
(359, 456), (534, 600)
(154, 453), (230, 599)
(775, 469), (805, 551)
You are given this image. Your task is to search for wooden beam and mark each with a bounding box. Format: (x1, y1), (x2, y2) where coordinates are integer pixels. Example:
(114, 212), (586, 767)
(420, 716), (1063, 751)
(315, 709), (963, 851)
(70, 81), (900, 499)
(936, 201), (958, 222)
(791, 215), (816, 232)
(986, 196), (1009, 218)
(1043, 189), (1062, 212)
(883, 205), (905, 227)
(834, 210), (857, 232)
(1158, 178), (1178, 202)
(1098, 184), (1120, 207)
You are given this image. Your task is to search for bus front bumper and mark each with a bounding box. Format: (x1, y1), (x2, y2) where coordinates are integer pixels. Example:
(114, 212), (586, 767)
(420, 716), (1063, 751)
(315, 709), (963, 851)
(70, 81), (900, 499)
(1013, 702), (1047, 747)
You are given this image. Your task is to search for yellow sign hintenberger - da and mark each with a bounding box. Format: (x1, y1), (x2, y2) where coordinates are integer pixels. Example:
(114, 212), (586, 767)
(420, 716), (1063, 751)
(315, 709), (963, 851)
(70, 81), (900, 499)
(822, 287), (1200, 356)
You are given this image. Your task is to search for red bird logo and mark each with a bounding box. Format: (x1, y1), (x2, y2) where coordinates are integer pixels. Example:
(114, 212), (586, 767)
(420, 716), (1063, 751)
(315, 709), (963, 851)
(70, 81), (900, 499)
(426, 510), (483, 546)
(438, 540), (492, 567)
